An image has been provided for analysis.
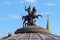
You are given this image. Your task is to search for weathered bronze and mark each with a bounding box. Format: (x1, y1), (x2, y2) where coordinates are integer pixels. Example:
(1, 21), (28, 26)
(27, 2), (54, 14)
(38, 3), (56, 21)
(22, 6), (42, 27)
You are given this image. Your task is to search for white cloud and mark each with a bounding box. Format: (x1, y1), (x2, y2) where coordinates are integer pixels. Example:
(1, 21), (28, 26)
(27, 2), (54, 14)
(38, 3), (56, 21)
(4, 1), (11, 5)
(19, 0), (36, 4)
(20, 1), (24, 4)
(0, 1), (11, 6)
(0, 14), (21, 21)
(43, 12), (50, 15)
(26, 0), (36, 3)
(46, 3), (55, 7)
(11, 15), (21, 19)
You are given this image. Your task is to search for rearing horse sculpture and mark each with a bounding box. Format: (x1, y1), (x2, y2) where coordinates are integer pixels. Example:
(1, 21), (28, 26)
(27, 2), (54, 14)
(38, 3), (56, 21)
(22, 14), (42, 27)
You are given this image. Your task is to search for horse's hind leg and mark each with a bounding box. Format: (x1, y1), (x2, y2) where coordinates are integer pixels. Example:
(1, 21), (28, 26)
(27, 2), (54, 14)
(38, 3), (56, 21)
(25, 23), (27, 27)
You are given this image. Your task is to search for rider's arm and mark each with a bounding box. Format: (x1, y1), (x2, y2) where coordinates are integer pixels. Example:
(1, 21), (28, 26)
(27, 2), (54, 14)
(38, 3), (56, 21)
(25, 6), (28, 11)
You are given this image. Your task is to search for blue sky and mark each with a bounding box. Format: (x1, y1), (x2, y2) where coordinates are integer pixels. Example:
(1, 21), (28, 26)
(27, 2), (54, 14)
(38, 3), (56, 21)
(0, 0), (60, 37)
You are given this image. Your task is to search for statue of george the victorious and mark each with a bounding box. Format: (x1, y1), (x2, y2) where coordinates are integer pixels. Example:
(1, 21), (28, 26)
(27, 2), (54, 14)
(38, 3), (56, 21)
(22, 5), (42, 27)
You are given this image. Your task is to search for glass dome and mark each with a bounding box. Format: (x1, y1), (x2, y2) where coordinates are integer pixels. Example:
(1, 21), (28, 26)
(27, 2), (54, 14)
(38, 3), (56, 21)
(1, 25), (60, 40)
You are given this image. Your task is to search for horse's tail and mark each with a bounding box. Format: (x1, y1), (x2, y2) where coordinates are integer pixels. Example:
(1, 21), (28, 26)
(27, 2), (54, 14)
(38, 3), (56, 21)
(38, 14), (42, 17)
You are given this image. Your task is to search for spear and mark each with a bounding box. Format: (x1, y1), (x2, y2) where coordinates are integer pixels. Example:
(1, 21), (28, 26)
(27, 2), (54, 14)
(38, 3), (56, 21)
(23, 3), (26, 9)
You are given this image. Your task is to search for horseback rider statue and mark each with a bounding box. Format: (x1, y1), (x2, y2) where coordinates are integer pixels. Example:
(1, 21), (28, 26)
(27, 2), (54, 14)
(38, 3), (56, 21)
(22, 5), (42, 27)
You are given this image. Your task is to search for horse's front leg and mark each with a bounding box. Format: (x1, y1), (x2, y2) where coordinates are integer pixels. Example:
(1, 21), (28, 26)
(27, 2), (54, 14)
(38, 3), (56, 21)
(23, 21), (25, 27)
(22, 17), (23, 20)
